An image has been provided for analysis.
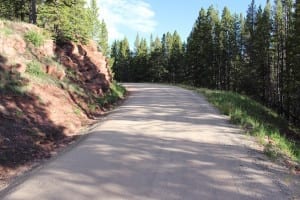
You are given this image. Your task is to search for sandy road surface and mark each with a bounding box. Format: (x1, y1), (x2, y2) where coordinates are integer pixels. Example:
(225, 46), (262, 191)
(1, 83), (298, 199)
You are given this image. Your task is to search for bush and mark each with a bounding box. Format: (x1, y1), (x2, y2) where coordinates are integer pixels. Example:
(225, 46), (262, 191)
(24, 31), (45, 47)
(26, 61), (45, 77)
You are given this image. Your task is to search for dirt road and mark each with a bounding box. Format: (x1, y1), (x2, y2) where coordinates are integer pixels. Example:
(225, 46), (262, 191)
(1, 83), (298, 199)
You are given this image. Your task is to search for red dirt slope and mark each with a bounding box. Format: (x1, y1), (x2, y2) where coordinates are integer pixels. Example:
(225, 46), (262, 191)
(0, 20), (119, 189)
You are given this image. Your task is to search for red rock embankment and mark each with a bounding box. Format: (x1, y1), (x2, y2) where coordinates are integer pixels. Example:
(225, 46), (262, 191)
(56, 41), (112, 96)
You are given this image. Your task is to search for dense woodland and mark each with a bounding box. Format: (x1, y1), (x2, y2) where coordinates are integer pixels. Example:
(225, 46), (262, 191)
(0, 0), (109, 55)
(111, 0), (300, 125)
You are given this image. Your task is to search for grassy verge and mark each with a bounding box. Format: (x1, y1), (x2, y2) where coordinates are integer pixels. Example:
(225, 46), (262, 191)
(97, 82), (126, 107)
(181, 85), (300, 163)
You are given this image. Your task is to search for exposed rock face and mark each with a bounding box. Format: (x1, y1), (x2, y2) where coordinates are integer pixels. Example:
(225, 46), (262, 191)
(56, 40), (112, 95)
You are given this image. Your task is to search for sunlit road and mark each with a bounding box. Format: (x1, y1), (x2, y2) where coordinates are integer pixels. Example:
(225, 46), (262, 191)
(1, 83), (295, 199)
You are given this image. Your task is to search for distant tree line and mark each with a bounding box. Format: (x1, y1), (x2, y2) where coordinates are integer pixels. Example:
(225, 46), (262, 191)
(111, 0), (300, 124)
(0, 0), (109, 54)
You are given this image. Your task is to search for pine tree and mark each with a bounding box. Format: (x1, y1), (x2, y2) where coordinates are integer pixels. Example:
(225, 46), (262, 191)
(149, 37), (166, 82)
(111, 40), (121, 80)
(169, 31), (183, 83)
(133, 37), (149, 82)
(254, 2), (272, 102)
(243, 0), (257, 95)
(186, 8), (207, 86)
(219, 7), (235, 90)
(292, 0), (300, 122)
(231, 13), (244, 92)
(273, 0), (285, 114)
(38, 0), (91, 43)
(119, 38), (131, 82)
(88, 0), (101, 40)
(98, 20), (109, 56)
(206, 6), (220, 89)
(111, 38), (131, 82)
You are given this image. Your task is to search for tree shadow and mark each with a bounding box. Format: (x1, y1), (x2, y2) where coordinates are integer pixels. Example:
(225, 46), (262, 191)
(1, 83), (296, 199)
(8, 130), (294, 199)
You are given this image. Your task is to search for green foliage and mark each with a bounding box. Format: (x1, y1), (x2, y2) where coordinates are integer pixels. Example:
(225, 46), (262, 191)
(0, 0), (30, 22)
(24, 31), (45, 47)
(182, 85), (300, 162)
(97, 82), (126, 107)
(0, 71), (26, 95)
(98, 20), (109, 56)
(38, 0), (89, 43)
(73, 107), (82, 115)
(111, 31), (184, 83)
(111, 38), (131, 81)
(26, 61), (45, 77)
(0, 26), (13, 35)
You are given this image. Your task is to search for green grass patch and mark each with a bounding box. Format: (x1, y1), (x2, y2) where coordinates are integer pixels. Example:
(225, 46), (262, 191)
(26, 61), (45, 77)
(25, 61), (60, 85)
(0, 71), (27, 95)
(24, 30), (45, 47)
(0, 26), (13, 36)
(73, 107), (82, 115)
(181, 85), (300, 163)
(97, 82), (126, 107)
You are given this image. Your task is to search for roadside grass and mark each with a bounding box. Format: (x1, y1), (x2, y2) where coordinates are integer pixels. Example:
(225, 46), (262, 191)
(97, 82), (126, 107)
(181, 85), (300, 163)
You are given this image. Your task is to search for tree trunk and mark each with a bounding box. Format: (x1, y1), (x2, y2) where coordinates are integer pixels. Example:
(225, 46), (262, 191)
(30, 0), (37, 24)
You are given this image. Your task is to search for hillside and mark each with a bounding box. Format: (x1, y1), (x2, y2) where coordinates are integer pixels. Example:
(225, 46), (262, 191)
(0, 20), (125, 188)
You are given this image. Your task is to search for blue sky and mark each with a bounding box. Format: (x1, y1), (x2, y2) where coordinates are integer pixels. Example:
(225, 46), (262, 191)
(97, 0), (267, 47)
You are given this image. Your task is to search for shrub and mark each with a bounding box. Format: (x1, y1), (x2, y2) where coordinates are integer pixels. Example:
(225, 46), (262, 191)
(24, 31), (45, 47)
(26, 61), (45, 77)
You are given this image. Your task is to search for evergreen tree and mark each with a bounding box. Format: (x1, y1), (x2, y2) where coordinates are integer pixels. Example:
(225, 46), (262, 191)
(243, 0), (257, 95)
(148, 37), (166, 82)
(186, 8), (207, 86)
(254, 3), (272, 102)
(220, 7), (234, 90)
(88, 0), (101, 40)
(111, 40), (121, 80)
(98, 20), (109, 56)
(38, 0), (91, 43)
(111, 38), (131, 82)
(206, 6), (220, 89)
(292, 0), (300, 122)
(169, 31), (183, 83)
(133, 37), (149, 82)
